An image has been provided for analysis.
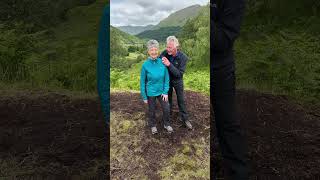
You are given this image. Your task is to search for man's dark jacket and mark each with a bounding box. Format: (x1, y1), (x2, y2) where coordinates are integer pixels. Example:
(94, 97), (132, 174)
(160, 50), (188, 83)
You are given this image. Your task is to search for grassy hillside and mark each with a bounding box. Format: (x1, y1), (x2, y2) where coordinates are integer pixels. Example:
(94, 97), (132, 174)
(234, 0), (320, 102)
(135, 5), (206, 42)
(116, 5), (203, 38)
(0, 0), (107, 92)
(153, 5), (202, 30)
(117, 25), (155, 35)
(110, 26), (147, 72)
(0, 0), (98, 31)
(136, 26), (182, 42)
(111, 26), (143, 45)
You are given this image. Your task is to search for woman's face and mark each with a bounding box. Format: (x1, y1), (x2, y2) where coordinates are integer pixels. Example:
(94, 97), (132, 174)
(148, 47), (159, 60)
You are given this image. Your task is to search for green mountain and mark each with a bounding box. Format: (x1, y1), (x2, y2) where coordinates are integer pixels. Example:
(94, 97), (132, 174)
(135, 5), (204, 41)
(116, 4), (202, 36)
(152, 4), (202, 30)
(116, 25), (155, 35)
(110, 26), (143, 45)
(136, 26), (182, 42)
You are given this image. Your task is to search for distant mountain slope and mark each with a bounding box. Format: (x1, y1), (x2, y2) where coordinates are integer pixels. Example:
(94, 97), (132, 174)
(111, 26), (143, 45)
(136, 26), (182, 42)
(117, 25), (155, 35)
(115, 4), (202, 36)
(152, 4), (202, 30)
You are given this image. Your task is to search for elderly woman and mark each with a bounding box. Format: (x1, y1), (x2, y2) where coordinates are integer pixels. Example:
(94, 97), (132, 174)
(140, 39), (173, 134)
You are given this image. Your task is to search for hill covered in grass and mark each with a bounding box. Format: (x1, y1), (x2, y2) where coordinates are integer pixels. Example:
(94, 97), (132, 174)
(152, 4), (203, 30)
(110, 26), (143, 45)
(235, 0), (320, 102)
(0, 0), (107, 92)
(117, 4), (203, 39)
(117, 25), (155, 35)
(136, 26), (182, 42)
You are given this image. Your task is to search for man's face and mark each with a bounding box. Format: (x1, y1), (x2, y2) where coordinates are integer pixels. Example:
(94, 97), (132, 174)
(148, 47), (158, 59)
(166, 41), (177, 55)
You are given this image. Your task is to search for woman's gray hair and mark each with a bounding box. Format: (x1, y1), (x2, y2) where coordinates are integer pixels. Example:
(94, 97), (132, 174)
(146, 39), (159, 50)
(166, 36), (179, 48)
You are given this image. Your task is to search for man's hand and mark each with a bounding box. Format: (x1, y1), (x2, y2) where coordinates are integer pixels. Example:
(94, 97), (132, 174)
(162, 57), (170, 67)
(143, 100), (148, 104)
(161, 94), (168, 102)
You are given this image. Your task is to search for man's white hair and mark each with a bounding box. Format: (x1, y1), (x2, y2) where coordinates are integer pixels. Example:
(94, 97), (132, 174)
(166, 36), (179, 48)
(146, 39), (159, 50)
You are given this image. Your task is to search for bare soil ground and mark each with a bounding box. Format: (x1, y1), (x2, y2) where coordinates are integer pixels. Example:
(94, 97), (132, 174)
(0, 91), (108, 179)
(0, 90), (319, 179)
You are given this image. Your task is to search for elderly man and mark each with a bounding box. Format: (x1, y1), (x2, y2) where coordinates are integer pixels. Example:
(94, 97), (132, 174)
(160, 36), (192, 129)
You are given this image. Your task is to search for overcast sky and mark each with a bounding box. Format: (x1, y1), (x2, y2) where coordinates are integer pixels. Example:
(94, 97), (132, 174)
(111, 0), (208, 27)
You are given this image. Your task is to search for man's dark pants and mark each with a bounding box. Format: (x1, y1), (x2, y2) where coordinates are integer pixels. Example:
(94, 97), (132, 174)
(168, 80), (188, 122)
(147, 95), (170, 127)
(211, 65), (249, 180)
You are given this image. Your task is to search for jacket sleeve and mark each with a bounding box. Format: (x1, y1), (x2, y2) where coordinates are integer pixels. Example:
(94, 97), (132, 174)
(211, 0), (245, 52)
(168, 54), (188, 78)
(163, 67), (170, 95)
(140, 65), (148, 100)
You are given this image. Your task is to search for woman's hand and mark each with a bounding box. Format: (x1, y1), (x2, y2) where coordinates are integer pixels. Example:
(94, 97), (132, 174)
(143, 100), (148, 104)
(161, 94), (168, 102)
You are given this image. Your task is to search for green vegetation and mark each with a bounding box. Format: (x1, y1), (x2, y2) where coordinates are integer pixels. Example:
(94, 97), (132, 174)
(111, 26), (143, 45)
(0, 0), (106, 92)
(111, 5), (210, 95)
(158, 139), (209, 179)
(137, 26), (182, 42)
(110, 112), (150, 179)
(0, 0), (96, 30)
(117, 5), (203, 36)
(117, 25), (155, 35)
(1, 0), (319, 102)
(235, 0), (320, 102)
(153, 5), (202, 29)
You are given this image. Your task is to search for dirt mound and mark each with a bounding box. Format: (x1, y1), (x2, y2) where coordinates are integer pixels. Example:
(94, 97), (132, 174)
(110, 91), (210, 179)
(110, 91), (210, 142)
(111, 90), (320, 179)
(1, 89), (319, 179)
(0, 91), (108, 179)
(212, 89), (320, 179)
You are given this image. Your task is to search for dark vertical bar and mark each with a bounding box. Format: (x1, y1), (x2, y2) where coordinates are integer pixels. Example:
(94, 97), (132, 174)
(97, 3), (110, 179)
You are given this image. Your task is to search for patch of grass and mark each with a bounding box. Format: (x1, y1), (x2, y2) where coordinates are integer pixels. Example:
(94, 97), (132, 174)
(0, 156), (37, 178)
(184, 70), (210, 95)
(158, 138), (210, 180)
(110, 112), (149, 179)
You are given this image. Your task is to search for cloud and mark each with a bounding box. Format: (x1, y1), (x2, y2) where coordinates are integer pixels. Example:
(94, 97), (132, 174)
(111, 0), (208, 26)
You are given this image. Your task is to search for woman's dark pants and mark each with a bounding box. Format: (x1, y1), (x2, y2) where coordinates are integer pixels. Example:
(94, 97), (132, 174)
(147, 95), (170, 127)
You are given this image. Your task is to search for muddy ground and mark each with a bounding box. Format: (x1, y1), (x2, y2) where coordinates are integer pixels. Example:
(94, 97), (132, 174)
(110, 91), (210, 179)
(0, 91), (108, 179)
(213, 90), (320, 179)
(0, 90), (319, 179)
